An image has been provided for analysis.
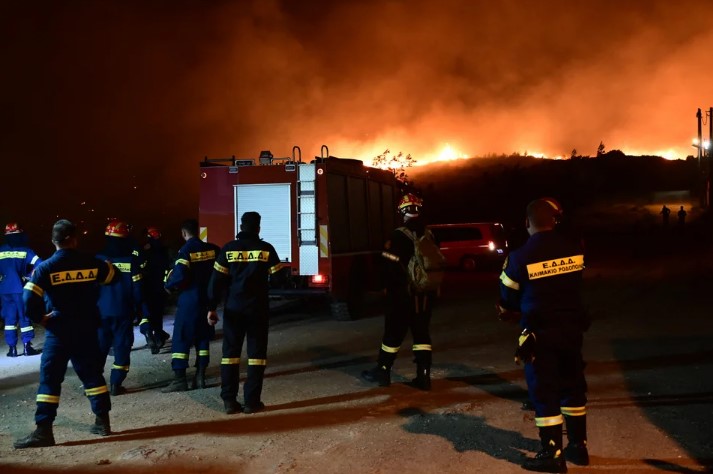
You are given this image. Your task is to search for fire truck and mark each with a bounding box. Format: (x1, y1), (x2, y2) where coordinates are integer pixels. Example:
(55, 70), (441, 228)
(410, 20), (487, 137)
(198, 145), (402, 320)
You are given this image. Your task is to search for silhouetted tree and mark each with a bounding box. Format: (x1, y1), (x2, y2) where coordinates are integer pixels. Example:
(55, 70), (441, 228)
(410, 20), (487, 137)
(570, 148), (578, 159)
(596, 141), (606, 157)
(372, 149), (416, 184)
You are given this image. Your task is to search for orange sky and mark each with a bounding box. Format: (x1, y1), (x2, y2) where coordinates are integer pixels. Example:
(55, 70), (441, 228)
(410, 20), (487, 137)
(2, 0), (712, 225)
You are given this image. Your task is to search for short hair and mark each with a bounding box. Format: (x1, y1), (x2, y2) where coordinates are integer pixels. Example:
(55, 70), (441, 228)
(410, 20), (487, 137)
(240, 212), (261, 233)
(181, 219), (199, 236)
(52, 219), (76, 243)
(526, 199), (558, 228)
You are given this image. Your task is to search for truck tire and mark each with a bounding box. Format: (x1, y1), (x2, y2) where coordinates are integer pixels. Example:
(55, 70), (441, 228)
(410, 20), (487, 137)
(460, 255), (477, 272)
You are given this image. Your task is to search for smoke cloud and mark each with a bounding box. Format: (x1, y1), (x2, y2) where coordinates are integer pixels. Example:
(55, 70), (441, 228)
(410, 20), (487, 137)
(2, 0), (711, 233)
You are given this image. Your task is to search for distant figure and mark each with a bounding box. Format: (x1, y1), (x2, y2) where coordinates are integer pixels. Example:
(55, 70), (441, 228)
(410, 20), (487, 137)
(0, 222), (42, 357)
(138, 226), (171, 354)
(677, 206), (687, 227)
(660, 205), (670, 227)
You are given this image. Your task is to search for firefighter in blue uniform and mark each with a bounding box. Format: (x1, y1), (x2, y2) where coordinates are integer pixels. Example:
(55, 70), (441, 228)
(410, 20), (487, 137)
(361, 193), (435, 391)
(14, 219), (119, 448)
(207, 211), (283, 414)
(498, 198), (589, 473)
(96, 220), (143, 396)
(1, 222), (42, 357)
(163, 219), (220, 392)
(137, 226), (171, 354)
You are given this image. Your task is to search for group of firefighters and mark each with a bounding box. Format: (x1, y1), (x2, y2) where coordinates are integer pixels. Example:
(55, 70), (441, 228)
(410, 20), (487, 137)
(6, 193), (588, 474)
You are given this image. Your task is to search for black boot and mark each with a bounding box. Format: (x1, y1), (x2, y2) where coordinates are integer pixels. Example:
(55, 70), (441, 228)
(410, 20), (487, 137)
(411, 365), (431, 391)
(89, 413), (111, 436)
(563, 414), (589, 465)
(159, 330), (170, 348)
(523, 425), (567, 473)
(7, 346), (18, 357)
(23, 342), (41, 356)
(223, 399), (243, 415)
(191, 366), (206, 390)
(14, 423), (55, 449)
(243, 401), (265, 414)
(360, 365), (391, 387)
(110, 384), (127, 396)
(162, 371), (188, 393)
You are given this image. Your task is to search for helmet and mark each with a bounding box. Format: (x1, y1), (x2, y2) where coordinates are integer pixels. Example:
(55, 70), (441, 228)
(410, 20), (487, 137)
(4, 222), (23, 235)
(146, 226), (161, 239)
(398, 193), (423, 217)
(105, 220), (130, 238)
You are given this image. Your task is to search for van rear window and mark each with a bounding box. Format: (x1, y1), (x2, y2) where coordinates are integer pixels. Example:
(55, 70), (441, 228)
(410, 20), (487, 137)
(431, 227), (483, 243)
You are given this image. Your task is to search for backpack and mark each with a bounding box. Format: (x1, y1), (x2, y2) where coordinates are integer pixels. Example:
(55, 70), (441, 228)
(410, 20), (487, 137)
(397, 227), (446, 292)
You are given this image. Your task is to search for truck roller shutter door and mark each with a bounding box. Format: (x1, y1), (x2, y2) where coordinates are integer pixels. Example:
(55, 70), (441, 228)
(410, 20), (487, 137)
(234, 183), (292, 263)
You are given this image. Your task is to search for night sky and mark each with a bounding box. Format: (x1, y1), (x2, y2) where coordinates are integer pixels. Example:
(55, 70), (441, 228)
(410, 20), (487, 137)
(2, 0), (712, 246)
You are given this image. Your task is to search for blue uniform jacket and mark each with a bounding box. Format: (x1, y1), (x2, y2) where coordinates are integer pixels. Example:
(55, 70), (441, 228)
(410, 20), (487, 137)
(499, 230), (586, 331)
(208, 231), (282, 313)
(166, 237), (220, 308)
(22, 248), (118, 329)
(0, 241), (42, 295)
(96, 238), (143, 318)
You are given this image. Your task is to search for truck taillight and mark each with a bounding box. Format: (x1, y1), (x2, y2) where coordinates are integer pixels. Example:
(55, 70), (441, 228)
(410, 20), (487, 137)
(488, 241), (495, 251)
(311, 274), (328, 285)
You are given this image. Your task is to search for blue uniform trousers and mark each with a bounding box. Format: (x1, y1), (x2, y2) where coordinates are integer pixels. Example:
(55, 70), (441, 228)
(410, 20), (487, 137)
(2, 293), (35, 346)
(220, 305), (269, 406)
(35, 327), (110, 424)
(524, 328), (587, 421)
(171, 302), (212, 371)
(98, 315), (134, 386)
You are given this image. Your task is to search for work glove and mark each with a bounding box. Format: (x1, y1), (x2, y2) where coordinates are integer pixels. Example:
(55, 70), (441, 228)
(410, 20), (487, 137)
(133, 311), (142, 326)
(514, 329), (536, 365)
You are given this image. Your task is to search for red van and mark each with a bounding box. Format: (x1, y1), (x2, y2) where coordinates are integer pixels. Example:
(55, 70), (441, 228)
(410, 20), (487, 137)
(428, 222), (508, 271)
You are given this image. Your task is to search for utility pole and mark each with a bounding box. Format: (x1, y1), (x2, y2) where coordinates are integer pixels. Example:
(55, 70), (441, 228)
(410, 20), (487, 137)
(696, 108), (702, 164)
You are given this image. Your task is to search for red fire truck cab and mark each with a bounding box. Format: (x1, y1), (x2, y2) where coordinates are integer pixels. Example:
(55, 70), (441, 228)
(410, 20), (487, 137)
(198, 146), (402, 320)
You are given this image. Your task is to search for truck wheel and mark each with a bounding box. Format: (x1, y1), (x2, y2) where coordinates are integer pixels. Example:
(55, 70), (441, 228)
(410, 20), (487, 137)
(460, 256), (477, 272)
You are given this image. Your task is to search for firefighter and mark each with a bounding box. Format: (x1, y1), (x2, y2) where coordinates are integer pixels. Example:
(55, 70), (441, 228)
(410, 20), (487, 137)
(14, 219), (119, 448)
(1, 222), (42, 357)
(361, 193), (435, 390)
(497, 198), (590, 472)
(207, 211), (283, 415)
(138, 226), (171, 354)
(96, 220), (144, 396)
(162, 219), (220, 392)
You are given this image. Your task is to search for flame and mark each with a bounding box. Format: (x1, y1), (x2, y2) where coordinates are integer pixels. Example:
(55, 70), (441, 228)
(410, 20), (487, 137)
(430, 144), (468, 163)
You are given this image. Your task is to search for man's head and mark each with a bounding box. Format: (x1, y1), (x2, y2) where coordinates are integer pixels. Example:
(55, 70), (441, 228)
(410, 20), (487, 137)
(52, 219), (78, 248)
(146, 226), (161, 240)
(398, 193), (423, 221)
(526, 198), (559, 235)
(240, 212), (261, 234)
(180, 219), (199, 240)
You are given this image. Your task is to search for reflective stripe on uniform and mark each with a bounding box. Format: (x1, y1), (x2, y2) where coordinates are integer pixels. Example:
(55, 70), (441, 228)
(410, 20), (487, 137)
(132, 274), (143, 282)
(269, 263), (283, 274)
(112, 364), (130, 371)
(176, 258), (190, 267)
(561, 406), (586, 417)
(139, 318), (149, 325)
(381, 251), (399, 262)
(248, 358), (267, 366)
(499, 271), (520, 290)
(535, 414), (564, 427)
(412, 344), (432, 351)
(24, 282), (44, 297)
(214, 262), (229, 274)
(381, 344), (400, 354)
(37, 394), (60, 404)
(4, 325), (17, 331)
(20, 326), (34, 333)
(85, 385), (109, 396)
(172, 352), (189, 359)
(198, 350), (209, 356)
(221, 358), (240, 365)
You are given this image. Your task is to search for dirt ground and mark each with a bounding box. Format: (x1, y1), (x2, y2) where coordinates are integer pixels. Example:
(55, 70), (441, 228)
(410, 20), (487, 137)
(1, 225), (713, 473)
